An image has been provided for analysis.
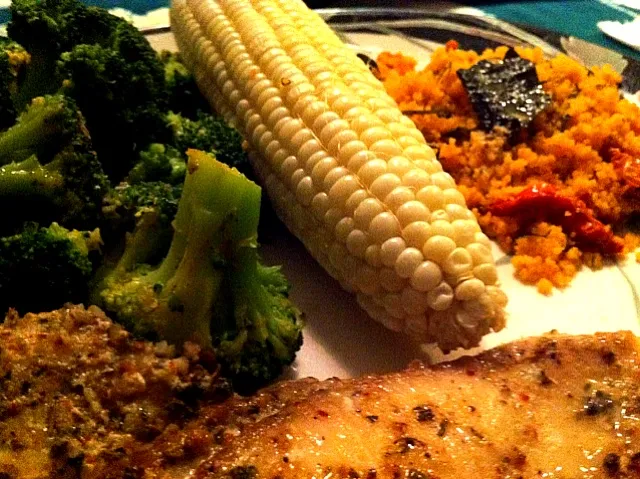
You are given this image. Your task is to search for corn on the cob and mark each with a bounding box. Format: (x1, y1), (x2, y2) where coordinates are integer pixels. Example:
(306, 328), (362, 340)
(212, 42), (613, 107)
(170, 0), (507, 351)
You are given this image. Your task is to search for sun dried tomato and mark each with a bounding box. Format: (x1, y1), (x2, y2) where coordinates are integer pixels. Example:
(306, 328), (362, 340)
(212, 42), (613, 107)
(611, 148), (640, 189)
(489, 183), (624, 256)
(445, 40), (459, 51)
(490, 184), (570, 219)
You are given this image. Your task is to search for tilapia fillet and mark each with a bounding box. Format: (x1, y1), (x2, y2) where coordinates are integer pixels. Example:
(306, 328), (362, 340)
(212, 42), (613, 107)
(195, 331), (640, 479)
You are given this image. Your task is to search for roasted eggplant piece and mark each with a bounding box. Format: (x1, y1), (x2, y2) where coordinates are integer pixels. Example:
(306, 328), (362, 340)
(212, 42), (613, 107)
(457, 49), (550, 137)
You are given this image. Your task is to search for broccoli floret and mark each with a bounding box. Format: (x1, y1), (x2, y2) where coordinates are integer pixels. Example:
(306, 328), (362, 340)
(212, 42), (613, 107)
(58, 24), (169, 181)
(8, 0), (121, 106)
(127, 143), (187, 185)
(0, 222), (101, 314)
(93, 150), (303, 390)
(0, 95), (109, 233)
(0, 39), (30, 130)
(101, 180), (182, 261)
(8, 0), (120, 59)
(160, 51), (209, 119)
(126, 111), (247, 188)
(9, 0), (169, 180)
(103, 181), (182, 227)
(167, 111), (249, 174)
(8, 0), (76, 54)
(216, 262), (304, 391)
(7, 0), (77, 104)
(0, 94), (79, 166)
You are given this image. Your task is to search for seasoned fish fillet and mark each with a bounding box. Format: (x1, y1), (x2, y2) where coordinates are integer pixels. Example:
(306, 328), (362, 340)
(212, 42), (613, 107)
(0, 305), (231, 479)
(194, 331), (640, 479)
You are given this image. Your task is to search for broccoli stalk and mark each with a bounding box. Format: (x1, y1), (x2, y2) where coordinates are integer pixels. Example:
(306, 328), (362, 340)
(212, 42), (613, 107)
(0, 95), (109, 233)
(0, 95), (78, 166)
(93, 150), (303, 389)
(0, 155), (62, 195)
(96, 148), (264, 345)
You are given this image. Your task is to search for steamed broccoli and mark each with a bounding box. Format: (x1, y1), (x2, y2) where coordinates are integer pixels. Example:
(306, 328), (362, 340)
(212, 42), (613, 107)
(160, 51), (209, 119)
(0, 222), (102, 314)
(167, 111), (249, 173)
(8, 0), (169, 181)
(101, 180), (182, 260)
(7, 0), (121, 106)
(0, 95), (109, 233)
(57, 25), (169, 181)
(0, 94), (79, 166)
(125, 111), (248, 186)
(7, 0), (78, 104)
(92, 150), (303, 390)
(0, 39), (30, 130)
(127, 143), (187, 185)
(103, 181), (182, 228)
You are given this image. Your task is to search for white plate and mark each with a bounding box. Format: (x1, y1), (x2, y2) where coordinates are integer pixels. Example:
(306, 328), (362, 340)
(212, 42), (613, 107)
(598, 18), (640, 52)
(147, 10), (640, 381)
(271, 19), (640, 379)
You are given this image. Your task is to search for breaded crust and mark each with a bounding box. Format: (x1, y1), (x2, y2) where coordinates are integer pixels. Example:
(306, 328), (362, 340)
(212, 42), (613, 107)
(0, 305), (230, 479)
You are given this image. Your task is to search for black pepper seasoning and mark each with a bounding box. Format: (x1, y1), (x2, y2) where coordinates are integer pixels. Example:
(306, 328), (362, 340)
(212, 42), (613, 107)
(413, 406), (434, 422)
(602, 453), (620, 475)
(406, 469), (429, 479)
(437, 419), (449, 437)
(583, 390), (614, 416)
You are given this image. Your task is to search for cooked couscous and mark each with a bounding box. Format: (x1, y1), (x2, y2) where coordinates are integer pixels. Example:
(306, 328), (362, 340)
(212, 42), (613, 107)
(377, 43), (640, 293)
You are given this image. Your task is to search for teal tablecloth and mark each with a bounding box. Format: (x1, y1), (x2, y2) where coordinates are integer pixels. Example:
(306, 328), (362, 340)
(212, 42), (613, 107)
(0, 0), (167, 24)
(478, 1), (640, 61)
(0, 1), (638, 60)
